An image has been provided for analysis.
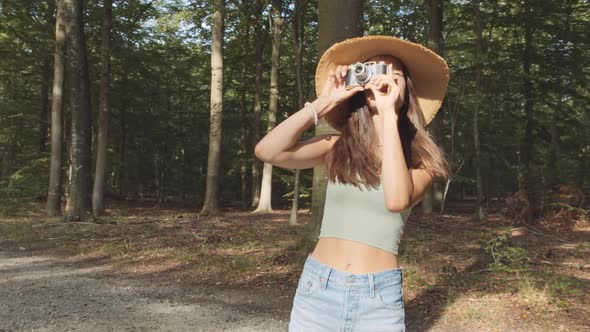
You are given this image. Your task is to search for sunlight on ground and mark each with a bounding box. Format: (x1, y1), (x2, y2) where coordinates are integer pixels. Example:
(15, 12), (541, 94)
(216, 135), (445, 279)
(1, 202), (589, 330)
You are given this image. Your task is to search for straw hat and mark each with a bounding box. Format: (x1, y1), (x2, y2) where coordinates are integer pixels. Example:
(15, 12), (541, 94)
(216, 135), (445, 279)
(315, 35), (450, 131)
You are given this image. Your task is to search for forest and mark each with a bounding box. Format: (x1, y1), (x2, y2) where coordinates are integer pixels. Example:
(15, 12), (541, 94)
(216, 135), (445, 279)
(0, 0), (589, 331)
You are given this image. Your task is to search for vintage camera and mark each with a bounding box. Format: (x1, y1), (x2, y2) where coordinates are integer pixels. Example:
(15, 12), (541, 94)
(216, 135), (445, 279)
(345, 61), (389, 90)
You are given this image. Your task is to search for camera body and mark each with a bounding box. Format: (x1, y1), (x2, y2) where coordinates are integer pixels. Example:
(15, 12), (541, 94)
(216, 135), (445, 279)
(345, 61), (389, 90)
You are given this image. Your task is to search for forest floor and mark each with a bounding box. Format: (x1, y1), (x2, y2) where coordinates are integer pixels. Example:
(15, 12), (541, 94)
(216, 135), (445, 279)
(0, 200), (589, 331)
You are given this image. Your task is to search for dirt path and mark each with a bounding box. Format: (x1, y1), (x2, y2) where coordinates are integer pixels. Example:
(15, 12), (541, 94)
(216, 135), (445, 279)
(1, 208), (588, 332)
(0, 251), (289, 332)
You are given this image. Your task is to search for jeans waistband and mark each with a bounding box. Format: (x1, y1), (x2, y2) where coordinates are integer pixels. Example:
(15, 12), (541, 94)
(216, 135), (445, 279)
(302, 254), (403, 289)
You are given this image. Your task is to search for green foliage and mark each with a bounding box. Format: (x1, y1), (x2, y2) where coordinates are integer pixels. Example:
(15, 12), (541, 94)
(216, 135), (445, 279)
(0, 157), (49, 215)
(282, 189), (311, 202)
(546, 274), (586, 298)
(484, 229), (531, 272)
(549, 202), (588, 216)
(365, 0), (427, 40)
(1, 0), (589, 206)
(450, 173), (476, 185)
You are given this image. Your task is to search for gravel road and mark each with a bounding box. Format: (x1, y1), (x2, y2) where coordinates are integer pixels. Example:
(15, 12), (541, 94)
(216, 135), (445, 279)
(0, 251), (290, 332)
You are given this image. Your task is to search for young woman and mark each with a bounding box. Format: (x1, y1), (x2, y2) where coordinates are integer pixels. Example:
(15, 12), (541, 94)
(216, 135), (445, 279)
(255, 35), (450, 331)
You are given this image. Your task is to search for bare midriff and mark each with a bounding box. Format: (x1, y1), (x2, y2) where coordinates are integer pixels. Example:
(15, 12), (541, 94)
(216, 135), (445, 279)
(311, 237), (400, 273)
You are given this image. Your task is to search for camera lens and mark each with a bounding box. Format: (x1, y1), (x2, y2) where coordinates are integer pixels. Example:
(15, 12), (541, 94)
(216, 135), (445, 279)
(353, 63), (370, 82)
(354, 64), (364, 75)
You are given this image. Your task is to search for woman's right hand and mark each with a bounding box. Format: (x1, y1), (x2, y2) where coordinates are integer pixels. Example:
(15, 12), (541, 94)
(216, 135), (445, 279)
(318, 65), (365, 108)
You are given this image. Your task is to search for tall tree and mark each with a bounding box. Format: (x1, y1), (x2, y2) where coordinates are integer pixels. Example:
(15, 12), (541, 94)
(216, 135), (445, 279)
(92, 0), (113, 216)
(234, 0), (253, 210)
(518, 0), (535, 202)
(288, 0), (309, 225)
(300, 0), (363, 248)
(39, 57), (51, 153)
(200, 0), (225, 217)
(254, 0), (283, 213)
(472, 0), (486, 221)
(423, 0), (445, 214)
(117, 73), (129, 197)
(546, 0), (573, 188)
(46, 0), (66, 216)
(3, 0), (589, 220)
(250, 0), (267, 208)
(64, 0), (92, 221)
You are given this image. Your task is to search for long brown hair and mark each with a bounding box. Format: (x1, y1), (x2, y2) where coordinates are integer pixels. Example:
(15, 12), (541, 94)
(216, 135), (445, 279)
(325, 57), (450, 190)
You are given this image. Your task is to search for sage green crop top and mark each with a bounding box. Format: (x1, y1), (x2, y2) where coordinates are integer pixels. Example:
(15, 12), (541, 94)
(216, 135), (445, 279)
(318, 178), (412, 255)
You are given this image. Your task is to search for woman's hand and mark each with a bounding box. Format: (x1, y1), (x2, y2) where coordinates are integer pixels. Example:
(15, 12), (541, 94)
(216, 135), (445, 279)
(365, 63), (403, 115)
(318, 65), (365, 109)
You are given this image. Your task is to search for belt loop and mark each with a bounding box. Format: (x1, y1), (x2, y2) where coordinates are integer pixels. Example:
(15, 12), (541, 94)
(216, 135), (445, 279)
(368, 273), (375, 298)
(320, 266), (331, 290)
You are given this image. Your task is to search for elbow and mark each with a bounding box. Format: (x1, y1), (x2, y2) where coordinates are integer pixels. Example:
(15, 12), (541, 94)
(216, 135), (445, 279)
(254, 143), (271, 163)
(386, 200), (411, 213)
(254, 143), (265, 160)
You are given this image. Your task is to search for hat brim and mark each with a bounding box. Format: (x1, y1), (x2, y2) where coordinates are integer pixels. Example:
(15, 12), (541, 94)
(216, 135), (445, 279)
(315, 35), (449, 130)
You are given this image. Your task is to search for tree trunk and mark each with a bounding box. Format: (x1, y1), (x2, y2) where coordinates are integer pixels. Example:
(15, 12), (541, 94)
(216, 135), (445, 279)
(250, 0), (265, 209)
(118, 76), (128, 197)
(254, 0), (283, 213)
(46, 0), (66, 216)
(299, 0), (363, 250)
(518, 0), (534, 202)
(423, 0), (445, 214)
(440, 83), (464, 215)
(547, 0), (572, 189)
(289, 169), (301, 225)
(472, 0), (486, 221)
(294, 0), (306, 110)
(39, 57), (51, 153)
(200, 0), (225, 217)
(92, 0), (112, 216)
(288, 0), (308, 225)
(64, 0), (92, 221)
(238, 1), (251, 210)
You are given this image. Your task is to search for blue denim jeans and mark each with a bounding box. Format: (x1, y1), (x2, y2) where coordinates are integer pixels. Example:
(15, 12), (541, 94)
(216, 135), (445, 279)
(289, 254), (405, 332)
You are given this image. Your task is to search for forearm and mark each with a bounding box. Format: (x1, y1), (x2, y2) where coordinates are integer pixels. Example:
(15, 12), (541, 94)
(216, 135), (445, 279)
(381, 112), (413, 211)
(255, 97), (335, 158)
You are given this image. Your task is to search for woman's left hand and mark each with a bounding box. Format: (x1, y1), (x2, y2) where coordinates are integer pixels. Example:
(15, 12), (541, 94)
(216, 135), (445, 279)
(365, 64), (403, 115)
